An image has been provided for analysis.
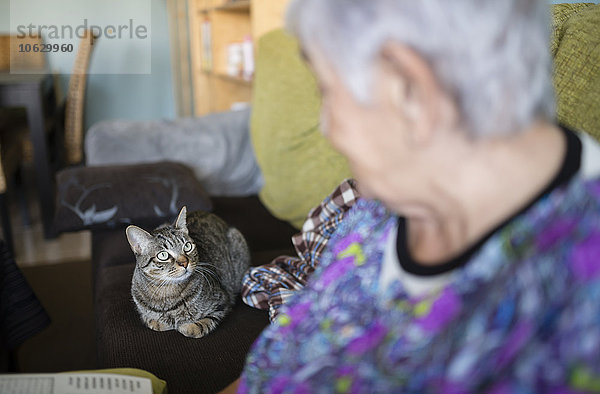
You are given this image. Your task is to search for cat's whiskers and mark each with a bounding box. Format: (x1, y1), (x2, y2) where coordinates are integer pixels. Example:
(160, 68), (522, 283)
(193, 269), (213, 288)
(148, 274), (173, 301)
(167, 263), (193, 280)
(194, 266), (219, 288)
(167, 267), (179, 278)
(194, 263), (218, 278)
(195, 263), (219, 280)
(147, 279), (168, 301)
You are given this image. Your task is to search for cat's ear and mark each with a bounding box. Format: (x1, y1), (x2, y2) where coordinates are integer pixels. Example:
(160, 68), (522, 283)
(174, 206), (188, 234)
(126, 225), (154, 255)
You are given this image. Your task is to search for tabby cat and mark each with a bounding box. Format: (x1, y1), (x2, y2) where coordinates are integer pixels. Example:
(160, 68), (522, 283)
(125, 206), (250, 338)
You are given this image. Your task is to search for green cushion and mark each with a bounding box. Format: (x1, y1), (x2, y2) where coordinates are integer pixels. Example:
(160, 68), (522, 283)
(250, 29), (351, 229)
(552, 3), (600, 141)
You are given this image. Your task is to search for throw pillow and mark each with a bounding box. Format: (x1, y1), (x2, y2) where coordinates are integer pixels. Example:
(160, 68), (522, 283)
(250, 29), (351, 229)
(85, 108), (263, 197)
(54, 162), (212, 232)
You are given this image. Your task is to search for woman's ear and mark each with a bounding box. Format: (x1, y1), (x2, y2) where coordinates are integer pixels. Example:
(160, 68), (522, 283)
(379, 42), (448, 145)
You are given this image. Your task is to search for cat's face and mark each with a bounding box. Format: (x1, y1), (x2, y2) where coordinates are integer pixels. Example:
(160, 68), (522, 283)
(126, 207), (198, 282)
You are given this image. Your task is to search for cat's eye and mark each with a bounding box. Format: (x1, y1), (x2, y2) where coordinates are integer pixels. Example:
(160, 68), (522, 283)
(156, 251), (170, 261)
(183, 242), (194, 253)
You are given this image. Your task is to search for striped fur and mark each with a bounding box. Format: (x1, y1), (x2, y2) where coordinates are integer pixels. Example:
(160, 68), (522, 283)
(126, 207), (250, 338)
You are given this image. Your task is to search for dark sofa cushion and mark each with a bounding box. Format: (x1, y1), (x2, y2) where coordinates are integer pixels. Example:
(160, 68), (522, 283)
(54, 162), (212, 233)
(210, 196), (297, 253)
(95, 263), (269, 394)
(91, 195), (298, 393)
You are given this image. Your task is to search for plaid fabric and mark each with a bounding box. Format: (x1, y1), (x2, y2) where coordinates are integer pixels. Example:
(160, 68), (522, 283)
(241, 179), (360, 321)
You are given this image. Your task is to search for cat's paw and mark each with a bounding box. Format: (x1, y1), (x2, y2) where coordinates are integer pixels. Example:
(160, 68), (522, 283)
(147, 319), (171, 332)
(177, 318), (218, 338)
(177, 322), (205, 338)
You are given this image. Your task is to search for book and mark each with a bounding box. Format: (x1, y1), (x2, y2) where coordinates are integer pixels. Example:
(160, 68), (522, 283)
(0, 373), (153, 394)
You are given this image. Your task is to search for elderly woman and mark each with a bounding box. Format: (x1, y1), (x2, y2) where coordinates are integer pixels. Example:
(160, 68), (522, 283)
(228, 0), (600, 392)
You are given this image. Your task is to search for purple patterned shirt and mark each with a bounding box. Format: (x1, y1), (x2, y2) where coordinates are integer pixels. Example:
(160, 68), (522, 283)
(239, 175), (600, 393)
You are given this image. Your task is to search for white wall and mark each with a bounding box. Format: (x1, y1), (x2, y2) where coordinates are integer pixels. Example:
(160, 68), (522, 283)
(1, 0), (175, 130)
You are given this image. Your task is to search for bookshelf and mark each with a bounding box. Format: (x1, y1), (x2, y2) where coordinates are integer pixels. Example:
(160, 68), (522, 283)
(168, 0), (290, 116)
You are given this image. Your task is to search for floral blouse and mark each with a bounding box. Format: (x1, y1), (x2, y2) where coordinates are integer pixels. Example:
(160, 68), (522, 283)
(239, 174), (600, 393)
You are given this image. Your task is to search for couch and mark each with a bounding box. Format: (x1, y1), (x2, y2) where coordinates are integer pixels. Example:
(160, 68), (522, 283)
(54, 4), (599, 394)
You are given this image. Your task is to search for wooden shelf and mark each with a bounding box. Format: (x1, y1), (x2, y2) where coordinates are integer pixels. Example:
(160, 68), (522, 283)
(201, 70), (252, 85)
(214, 71), (252, 85)
(217, 0), (250, 11)
(168, 0), (290, 116)
(198, 0), (250, 12)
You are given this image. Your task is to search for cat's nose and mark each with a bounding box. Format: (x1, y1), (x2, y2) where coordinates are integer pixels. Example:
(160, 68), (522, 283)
(176, 255), (189, 269)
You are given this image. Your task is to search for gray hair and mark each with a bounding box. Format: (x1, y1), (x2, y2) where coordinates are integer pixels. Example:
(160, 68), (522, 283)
(286, 0), (556, 138)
